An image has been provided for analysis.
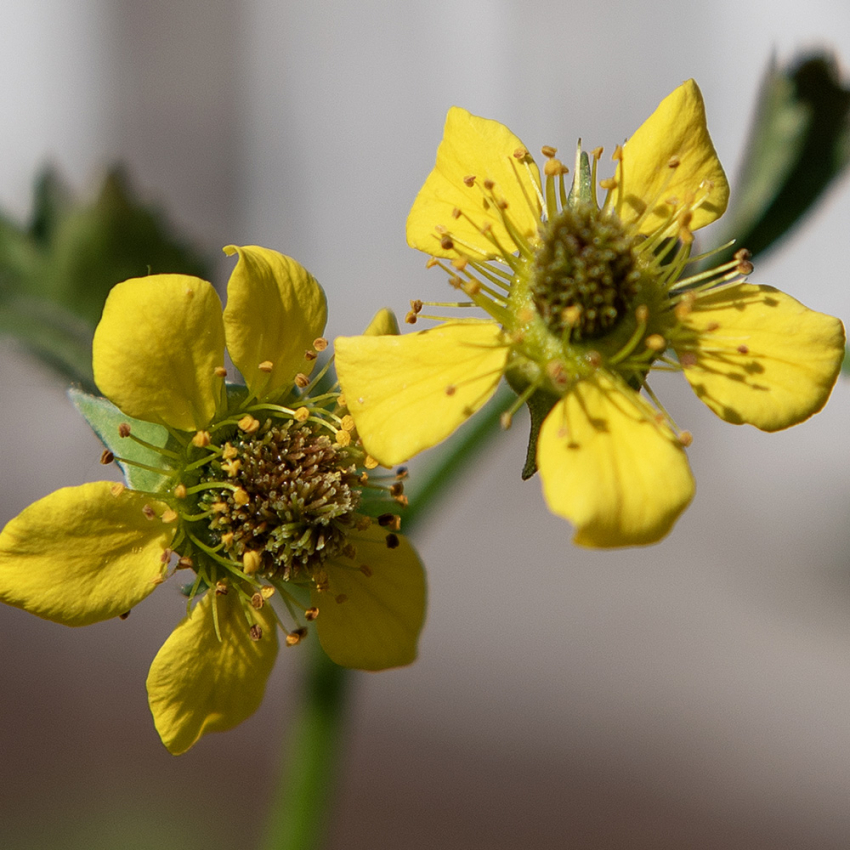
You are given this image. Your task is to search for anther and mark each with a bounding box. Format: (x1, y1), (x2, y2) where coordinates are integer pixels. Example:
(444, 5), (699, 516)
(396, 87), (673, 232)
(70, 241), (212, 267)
(599, 178), (617, 190)
(161, 509), (178, 524)
(612, 145), (624, 161)
(513, 147), (529, 159)
(221, 532), (234, 547)
(305, 349), (317, 361)
(305, 606), (319, 620)
(251, 593), (264, 609)
(500, 411), (513, 429)
(562, 305), (582, 326)
(483, 179), (495, 190)
(426, 257), (439, 268)
(243, 550), (261, 576)
(541, 145), (557, 158)
(294, 373), (310, 389)
(177, 555), (193, 569)
(222, 459), (242, 477)
(214, 366), (228, 378)
(586, 351), (602, 368)
(118, 423), (131, 438)
(678, 431), (694, 447)
(464, 280), (481, 296)
(355, 516), (373, 530)
(668, 156), (680, 169)
(295, 407), (310, 422)
(335, 429), (351, 447)
(100, 450), (114, 464)
(364, 455), (379, 470)
(110, 483), (125, 497)
(645, 334), (666, 351)
(249, 625), (263, 642)
(192, 430), (211, 447)
(285, 628), (307, 646)
(313, 337), (329, 351)
(335, 594), (348, 604)
(142, 504), (156, 521)
(174, 484), (187, 498)
(233, 489), (250, 506)
(385, 533), (400, 549)
(463, 175), (476, 187)
(261, 586), (275, 599)
(238, 415), (261, 433)
(341, 414), (356, 431)
(222, 443), (238, 459)
(440, 235), (454, 251)
(258, 360), (274, 373)
(390, 482), (404, 497)
(543, 158), (564, 177)
(635, 305), (649, 323)
(452, 207), (462, 219)
(395, 467), (409, 479)
(359, 565), (373, 577)
(679, 352), (698, 368)
(737, 344), (750, 355)
(378, 513), (401, 531)
(591, 147), (603, 160)
(706, 322), (720, 332)
(215, 581), (229, 595)
(445, 385), (457, 396)
(452, 256), (469, 271)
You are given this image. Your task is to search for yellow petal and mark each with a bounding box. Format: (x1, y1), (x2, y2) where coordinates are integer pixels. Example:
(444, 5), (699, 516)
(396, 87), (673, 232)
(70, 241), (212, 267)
(614, 80), (729, 234)
(222, 245), (328, 398)
(0, 482), (171, 625)
(676, 283), (845, 431)
(363, 307), (400, 336)
(537, 374), (695, 547)
(312, 525), (426, 670)
(335, 320), (508, 465)
(146, 588), (279, 755)
(93, 275), (224, 431)
(407, 107), (542, 261)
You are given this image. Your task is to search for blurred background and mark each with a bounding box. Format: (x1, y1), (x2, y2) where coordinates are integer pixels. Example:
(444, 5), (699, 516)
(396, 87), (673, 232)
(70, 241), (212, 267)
(2, 1), (850, 848)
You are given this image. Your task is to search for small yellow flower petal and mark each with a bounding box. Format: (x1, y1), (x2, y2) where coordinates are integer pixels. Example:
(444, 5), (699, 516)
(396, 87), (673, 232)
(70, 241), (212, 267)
(407, 107), (542, 261)
(676, 283), (845, 431)
(223, 245), (328, 397)
(146, 588), (279, 755)
(537, 374), (695, 547)
(335, 320), (509, 465)
(93, 275), (224, 431)
(312, 525), (426, 670)
(614, 80), (729, 234)
(0, 482), (172, 626)
(363, 307), (400, 336)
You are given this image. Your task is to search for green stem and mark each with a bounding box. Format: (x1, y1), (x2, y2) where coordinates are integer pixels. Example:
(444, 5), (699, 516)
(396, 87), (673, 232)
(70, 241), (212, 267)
(262, 386), (514, 850)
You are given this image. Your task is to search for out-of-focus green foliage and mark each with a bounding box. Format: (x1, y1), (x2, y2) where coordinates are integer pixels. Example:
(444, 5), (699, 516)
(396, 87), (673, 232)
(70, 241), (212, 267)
(713, 53), (850, 263)
(0, 167), (211, 391)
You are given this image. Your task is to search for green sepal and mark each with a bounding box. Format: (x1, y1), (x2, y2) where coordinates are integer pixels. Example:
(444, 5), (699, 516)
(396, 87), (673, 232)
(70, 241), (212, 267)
(520, 389), (559, 480)
(842, 346), (850, 376)
(567, 148), (594, 210)
(69, 388), (174, 493)
(713, 52), (850, 262)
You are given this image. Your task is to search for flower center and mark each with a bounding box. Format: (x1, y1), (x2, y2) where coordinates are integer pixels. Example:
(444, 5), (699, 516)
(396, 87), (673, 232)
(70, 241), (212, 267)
(530, 204), (645, 340)
(198, 420), (361, 581)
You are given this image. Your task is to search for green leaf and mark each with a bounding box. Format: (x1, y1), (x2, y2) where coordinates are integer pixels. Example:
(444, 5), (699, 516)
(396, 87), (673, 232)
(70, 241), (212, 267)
(713, 52), (850, 262)
(69, 388), (174, 493)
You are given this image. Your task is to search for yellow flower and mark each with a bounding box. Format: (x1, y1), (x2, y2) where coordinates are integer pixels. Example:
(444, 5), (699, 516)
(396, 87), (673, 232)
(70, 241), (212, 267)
(0, 245), (426, 754)
(335, 81), (845, 547)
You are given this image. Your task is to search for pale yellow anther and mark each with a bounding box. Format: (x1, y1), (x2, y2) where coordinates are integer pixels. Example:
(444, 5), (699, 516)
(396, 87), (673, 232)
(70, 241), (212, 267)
(222, 459), (242, 477)
(295, 373), (310, 388)
(645, 334), (666, 351)
(238, 414), (261, 433)
(434, 224), (448, 234)
(110, 483), (125, 497)
(211, 501), (228, 513)
(463, 174), (476, 187)
(500, 411), (513, 430)
(305, 606), (319, 620)
(214, 366), (228, 378)
(261, 586), (275, 599)
(611, 144), (624, 161)
(173, 483), (187, 499)
(561, 305), (582, 326)
(513, 146), (529, 160)
(426, 257), (439, 269)
(233, 488), (250, 506)
(335, 429), (351, 447)
(364, 455), (379, 470)
(192, 430), (211, 448)
(221, 532), (235, 547)
(678, 431), (694, 448)
(464, 280), (481, 296)
(635, 305), (649, 323)
(543, 158), (564, 177)
(541, 145), (557, 158)
(448, 276), (463, 289)
(258, 360), (274, 373)
(341, 414), (356, 431)
(451, 256), (469, 271)
(591, 147), (603, 160)
(294, 406), (310, 422)
(480, 221), (493, 234)
(161, 509), (178, 524)
(674, 302), (692, 321)
(668, 156), (681, 169)
(177, 555), (193, 569)
(222, 442), (238, 460)
(242, 549), (261, 576)
(599, 178), (617, 190)
(250, 593), (264, 610)
(215, 581), (229, 595)
(337, 394), (346, 407)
